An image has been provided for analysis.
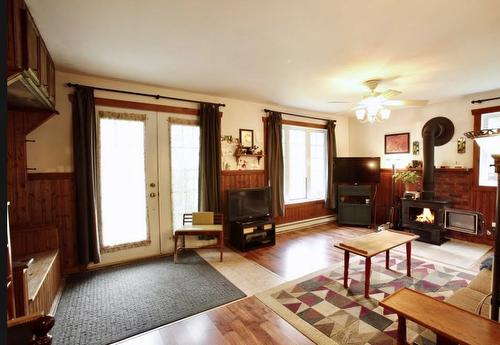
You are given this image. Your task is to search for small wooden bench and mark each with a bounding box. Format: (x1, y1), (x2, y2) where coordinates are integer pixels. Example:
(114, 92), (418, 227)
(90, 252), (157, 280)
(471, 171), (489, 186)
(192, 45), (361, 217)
(379, 287), (500, 345)
(174, 213), (224, 263)
(11, 224), (61, 317)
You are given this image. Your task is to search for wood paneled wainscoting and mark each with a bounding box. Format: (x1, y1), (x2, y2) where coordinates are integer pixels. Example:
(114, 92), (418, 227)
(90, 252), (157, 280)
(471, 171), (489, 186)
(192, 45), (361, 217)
(376, 168), (495, 245)
(26, 173), (79, 274)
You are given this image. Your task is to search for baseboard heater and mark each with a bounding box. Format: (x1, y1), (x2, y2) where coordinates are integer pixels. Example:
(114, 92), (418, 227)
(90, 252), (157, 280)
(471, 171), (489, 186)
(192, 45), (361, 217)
(444, 208), (484, 235)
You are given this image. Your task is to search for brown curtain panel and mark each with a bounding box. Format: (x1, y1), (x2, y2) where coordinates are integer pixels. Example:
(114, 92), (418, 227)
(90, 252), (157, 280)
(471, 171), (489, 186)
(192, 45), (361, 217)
(267, 112), (284, 217)
(72, 86), (101, 264)
(198, 103), (221, 212)
(326, 120), (337, 209)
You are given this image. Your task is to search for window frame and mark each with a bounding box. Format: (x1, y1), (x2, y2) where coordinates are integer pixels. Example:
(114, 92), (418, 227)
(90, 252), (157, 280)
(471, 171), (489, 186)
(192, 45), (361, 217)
(282, 124), (328, 205)
(471, 105), (500, 190)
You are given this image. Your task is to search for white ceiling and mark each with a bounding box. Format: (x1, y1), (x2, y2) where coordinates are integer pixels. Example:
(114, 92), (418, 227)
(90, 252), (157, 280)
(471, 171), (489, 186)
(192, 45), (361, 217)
(27, 0), (500, 113)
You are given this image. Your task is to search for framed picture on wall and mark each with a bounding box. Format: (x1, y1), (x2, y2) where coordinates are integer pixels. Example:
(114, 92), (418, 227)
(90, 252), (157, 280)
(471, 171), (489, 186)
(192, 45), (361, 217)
(239, 129), (254, 148)
(385, 132), (410, 154)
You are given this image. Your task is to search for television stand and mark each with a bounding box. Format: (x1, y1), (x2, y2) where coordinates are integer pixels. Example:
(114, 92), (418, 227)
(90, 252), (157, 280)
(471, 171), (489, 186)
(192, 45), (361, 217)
(229, 216), (276, 251)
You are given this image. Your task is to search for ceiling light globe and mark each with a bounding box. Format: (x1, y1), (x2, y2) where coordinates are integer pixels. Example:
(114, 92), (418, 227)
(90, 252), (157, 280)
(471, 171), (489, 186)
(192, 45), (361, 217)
(355, 109), (366, 120)
(380, 108), (391, 120)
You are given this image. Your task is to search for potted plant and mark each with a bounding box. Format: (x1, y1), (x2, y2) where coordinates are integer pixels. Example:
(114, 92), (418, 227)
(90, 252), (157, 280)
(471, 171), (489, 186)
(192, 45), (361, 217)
(393, 170), (420, 192)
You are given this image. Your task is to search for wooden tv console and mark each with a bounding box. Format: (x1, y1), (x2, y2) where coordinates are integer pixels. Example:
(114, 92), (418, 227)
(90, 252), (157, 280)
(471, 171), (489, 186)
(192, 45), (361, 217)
(229, 217), (275, 251)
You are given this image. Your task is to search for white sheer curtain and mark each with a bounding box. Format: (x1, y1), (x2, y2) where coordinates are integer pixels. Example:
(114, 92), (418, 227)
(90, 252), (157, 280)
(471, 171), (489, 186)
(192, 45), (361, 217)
(99, 114), (149, 247)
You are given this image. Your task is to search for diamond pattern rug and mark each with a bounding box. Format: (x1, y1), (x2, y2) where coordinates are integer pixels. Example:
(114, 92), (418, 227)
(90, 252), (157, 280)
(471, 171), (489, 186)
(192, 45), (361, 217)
(256, 253), (477, 345)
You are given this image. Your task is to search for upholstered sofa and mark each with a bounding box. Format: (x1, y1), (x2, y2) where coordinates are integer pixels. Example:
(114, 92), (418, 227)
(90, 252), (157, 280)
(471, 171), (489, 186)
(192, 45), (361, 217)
(446, 268), (492, 317)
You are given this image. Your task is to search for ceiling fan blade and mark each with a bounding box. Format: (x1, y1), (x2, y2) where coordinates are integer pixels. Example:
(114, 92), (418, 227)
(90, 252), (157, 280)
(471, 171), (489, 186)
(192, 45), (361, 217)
(380, 89), (402, 99)
(328, 100), (353, 104)
(384, 99), (429, 107)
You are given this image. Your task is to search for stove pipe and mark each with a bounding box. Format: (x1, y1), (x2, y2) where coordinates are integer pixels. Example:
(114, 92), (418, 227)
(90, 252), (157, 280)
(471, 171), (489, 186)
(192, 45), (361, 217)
(421, 117), (455, 200)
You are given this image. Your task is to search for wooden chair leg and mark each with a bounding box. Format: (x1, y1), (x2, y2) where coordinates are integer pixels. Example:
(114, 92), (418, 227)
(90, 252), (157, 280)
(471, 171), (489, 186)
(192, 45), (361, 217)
(174, 234), (178, 263)
(220, 233), (224, 262)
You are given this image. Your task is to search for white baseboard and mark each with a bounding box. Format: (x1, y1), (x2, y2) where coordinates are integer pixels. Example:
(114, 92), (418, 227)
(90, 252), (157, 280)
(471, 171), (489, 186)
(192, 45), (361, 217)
(276, 215), (337, 233)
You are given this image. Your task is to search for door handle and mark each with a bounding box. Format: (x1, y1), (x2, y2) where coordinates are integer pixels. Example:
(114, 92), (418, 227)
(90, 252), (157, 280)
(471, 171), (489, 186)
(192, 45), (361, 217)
(150, 182), (156, 187)
(150, 192), (156, 198)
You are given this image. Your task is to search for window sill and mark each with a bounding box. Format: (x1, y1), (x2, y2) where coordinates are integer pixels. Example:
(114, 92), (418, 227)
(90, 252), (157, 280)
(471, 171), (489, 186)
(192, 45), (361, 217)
(285, 199), (325, 207)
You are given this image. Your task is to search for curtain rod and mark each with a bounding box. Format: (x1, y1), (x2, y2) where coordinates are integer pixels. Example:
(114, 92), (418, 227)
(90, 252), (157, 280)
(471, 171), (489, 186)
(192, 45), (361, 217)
(66, 83), (226, 107)
(471, 96), (500, 104)
(264, 109), (336, 123)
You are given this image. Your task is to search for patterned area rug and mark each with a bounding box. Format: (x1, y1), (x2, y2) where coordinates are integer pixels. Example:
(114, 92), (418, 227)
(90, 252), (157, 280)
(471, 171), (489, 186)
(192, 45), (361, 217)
(256, 253), (477, 345)
(52, 251), (246, 345)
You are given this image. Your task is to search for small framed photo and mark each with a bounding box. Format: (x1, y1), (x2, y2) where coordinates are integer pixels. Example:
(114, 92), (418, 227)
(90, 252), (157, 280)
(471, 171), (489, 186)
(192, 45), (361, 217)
(385, 132), (410, 154)
(412, 141), (420, 155)
(239, 129), (254, 148)
(457, 137), (466, 154)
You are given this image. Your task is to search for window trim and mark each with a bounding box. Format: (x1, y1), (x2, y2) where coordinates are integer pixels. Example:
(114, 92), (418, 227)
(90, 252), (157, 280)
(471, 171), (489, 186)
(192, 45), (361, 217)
(282, 124), (328, 205)
(471, 105), (500, 191)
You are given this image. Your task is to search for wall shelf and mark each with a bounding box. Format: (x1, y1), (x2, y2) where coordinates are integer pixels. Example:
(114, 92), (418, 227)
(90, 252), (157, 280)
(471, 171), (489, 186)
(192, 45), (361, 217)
(234, 146), (264, 164)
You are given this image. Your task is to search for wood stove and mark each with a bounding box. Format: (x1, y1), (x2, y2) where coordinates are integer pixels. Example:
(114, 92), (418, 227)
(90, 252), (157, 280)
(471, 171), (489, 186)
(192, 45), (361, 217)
(401, 199), (450, 244)
(400, 117), (455, 245)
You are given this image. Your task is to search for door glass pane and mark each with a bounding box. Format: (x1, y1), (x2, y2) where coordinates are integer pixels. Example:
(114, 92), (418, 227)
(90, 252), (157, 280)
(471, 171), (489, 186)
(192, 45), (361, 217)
(309, 131), (326, 199)
(170, 124), (200, 230)
(479, 112), (500, 186)
(287, 128), (307, 200)
(99, 118), (148, 247)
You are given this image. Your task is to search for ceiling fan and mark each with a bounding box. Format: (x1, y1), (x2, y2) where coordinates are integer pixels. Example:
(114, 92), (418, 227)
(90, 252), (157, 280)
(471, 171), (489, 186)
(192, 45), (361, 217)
(329, 79), (429, 123)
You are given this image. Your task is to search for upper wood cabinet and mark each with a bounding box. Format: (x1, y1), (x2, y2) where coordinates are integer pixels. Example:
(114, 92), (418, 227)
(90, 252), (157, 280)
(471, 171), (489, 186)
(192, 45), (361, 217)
(7, 0), (57, 111)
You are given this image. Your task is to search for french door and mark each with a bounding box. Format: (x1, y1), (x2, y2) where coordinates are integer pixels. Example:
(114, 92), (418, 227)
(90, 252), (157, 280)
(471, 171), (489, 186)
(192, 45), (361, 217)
(95, 106), (200, 265)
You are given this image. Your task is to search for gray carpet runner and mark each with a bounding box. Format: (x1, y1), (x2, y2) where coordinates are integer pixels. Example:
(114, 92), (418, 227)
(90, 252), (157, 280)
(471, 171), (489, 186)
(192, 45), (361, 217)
(52, 251), (245, 344)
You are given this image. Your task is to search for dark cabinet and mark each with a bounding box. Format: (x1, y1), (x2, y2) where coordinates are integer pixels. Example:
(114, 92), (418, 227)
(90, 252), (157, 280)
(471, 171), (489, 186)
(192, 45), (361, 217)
(7, 0), (57, 111)
(24, 9), (40, 84)
(337, 184), (374, 227)
(7, 0), (23, 75)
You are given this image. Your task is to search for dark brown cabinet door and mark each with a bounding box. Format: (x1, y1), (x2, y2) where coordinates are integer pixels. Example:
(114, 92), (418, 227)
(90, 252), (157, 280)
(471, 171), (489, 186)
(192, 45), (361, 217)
(23, 9), (40, 84)
(7, 0), (24, 76)
(48, 58), (56, 105)
(39, 40), (49, 94)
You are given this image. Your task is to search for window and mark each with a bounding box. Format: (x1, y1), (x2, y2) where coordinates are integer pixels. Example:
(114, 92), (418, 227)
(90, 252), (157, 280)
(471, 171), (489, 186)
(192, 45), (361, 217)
(99, 115), (149, 248)
(478, 111), (500, 187)
(169, 122), (200, 230)
(283, 125), (327, 203)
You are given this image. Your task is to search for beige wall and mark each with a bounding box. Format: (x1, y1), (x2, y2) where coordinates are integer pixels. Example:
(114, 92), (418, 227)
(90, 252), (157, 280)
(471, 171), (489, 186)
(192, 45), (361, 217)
(26, 71), (350, 171)
(348, 89), (500, 169)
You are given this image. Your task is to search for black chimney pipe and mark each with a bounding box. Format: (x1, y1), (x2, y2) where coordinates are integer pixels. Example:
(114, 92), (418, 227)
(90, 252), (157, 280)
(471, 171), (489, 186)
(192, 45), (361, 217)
(421, 117), (455, 200)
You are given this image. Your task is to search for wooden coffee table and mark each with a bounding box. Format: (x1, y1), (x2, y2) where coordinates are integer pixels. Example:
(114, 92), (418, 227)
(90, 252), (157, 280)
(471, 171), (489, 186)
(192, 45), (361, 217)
(334, 230), (419, 298)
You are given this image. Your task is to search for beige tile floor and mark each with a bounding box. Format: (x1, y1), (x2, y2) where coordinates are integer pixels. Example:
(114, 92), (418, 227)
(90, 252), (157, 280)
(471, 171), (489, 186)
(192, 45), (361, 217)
(195, 248), (285, 295)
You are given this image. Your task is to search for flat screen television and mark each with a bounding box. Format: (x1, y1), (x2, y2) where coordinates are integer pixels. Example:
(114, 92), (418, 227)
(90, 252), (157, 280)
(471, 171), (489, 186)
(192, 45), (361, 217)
(227, 187), (271, 221)
(333, 157), (380, 184)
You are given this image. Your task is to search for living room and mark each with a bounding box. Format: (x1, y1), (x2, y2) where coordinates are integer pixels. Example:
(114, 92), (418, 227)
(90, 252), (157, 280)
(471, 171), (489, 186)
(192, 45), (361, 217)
(4, 1), (500, 345)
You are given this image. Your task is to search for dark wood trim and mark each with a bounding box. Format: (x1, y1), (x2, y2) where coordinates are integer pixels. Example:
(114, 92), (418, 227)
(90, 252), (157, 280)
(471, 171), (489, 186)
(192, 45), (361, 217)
(27, 172), (74, 180)
(68, 94), (199, 115)
(94, 97), (199, 115)
(284, 200), (326, 208)
(221, 169), (265, 176)
(262, 116), (327, 129)
(471, 105), (500, 116)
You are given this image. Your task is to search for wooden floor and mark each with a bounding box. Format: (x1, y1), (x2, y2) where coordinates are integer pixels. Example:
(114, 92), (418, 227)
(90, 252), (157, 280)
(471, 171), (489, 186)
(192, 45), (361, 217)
(241, 223), (372, 280)
(117, 223), (492, 345)
(118, 223), (371, 345)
